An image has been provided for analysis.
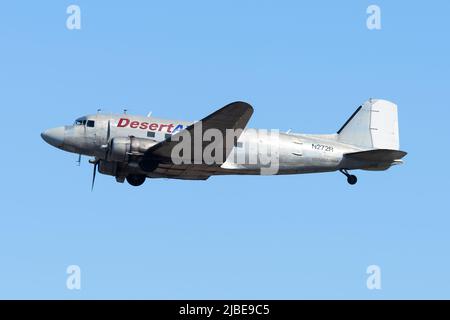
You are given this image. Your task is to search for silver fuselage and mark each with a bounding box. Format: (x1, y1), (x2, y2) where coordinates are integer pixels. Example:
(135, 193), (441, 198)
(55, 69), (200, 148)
(42, 113), (368, 180)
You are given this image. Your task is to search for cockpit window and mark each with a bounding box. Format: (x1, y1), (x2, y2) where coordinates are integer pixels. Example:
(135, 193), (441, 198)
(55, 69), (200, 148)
(74, 118), (91, 126)
(74, 118), (87, 126)
(86, 120), (95, 128)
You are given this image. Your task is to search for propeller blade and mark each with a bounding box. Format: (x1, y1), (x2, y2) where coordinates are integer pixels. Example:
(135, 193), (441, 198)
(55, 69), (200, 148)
(103, 120), (112, 160)
(91, 161), (98, 191)
(107, 120), (111, 141)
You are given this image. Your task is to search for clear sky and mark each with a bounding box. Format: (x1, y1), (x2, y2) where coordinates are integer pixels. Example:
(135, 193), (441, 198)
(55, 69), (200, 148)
(0, 1), (449, 299)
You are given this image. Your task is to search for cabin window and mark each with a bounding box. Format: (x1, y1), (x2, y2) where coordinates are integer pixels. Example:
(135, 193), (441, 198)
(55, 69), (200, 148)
(147, 131), (155, 138)
(164, 134), (171, 140)
(86, 120), (95, 127)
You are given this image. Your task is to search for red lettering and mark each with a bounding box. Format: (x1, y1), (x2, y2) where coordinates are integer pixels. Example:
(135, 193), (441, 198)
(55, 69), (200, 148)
(117, 118), (130, 128)
(130, 121), (139, 129)
(118, 119), (179, 133)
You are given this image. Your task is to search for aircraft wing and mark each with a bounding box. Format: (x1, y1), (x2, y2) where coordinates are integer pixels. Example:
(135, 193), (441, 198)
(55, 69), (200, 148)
(140, 101), (253, 169)
(148, 163), (218, 180)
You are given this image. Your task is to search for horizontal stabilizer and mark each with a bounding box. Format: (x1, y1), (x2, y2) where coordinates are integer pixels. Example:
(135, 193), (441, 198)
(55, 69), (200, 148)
(344, 149), (407, 162)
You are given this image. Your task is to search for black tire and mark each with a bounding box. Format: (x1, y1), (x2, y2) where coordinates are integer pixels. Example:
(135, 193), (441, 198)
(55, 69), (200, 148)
(126, 174), (146, 187)
(347, 175), (357, 185)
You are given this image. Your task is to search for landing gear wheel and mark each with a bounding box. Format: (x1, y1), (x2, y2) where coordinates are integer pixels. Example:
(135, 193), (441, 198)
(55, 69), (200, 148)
(126, 174), (146, 187)
(340, 169), (358, 185)
(347, 175), (357, 185)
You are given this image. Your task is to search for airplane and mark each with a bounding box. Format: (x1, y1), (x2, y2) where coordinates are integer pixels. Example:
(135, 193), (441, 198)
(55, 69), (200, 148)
(41, 98), (407, 188)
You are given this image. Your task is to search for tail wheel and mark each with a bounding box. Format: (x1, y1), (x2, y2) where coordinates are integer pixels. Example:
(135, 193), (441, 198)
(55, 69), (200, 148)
(126, 174), (146, 187)
(347, 175), (357, 185)
(339, 169), (358, 185)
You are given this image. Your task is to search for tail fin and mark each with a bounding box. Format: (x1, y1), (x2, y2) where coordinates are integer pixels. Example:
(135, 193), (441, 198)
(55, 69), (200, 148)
(337, 99), (400, 150)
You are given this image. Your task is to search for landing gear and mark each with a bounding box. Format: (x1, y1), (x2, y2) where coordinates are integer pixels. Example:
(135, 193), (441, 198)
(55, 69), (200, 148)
(126, 174), (146, 187)
(347, 174), (357, 185)
(340, 169), (357, 185)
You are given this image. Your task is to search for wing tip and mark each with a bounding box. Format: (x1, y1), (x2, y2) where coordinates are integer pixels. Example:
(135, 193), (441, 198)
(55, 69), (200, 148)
(225, 101), (254, 113)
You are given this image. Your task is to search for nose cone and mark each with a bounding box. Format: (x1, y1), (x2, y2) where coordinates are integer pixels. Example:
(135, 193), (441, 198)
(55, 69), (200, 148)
(41, 127), (65, 148)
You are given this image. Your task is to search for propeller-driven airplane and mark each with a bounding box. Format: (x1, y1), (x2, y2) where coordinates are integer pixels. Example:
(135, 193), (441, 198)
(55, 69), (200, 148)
(41, 99), (406, 188)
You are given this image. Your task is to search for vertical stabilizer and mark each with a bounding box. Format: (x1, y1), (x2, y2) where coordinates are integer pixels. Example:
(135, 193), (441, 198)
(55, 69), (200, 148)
(337, 99), (400, 150)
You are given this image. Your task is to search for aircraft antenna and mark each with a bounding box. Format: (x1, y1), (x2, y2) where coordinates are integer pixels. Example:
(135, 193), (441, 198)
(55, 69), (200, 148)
(123, 108), (128, 114)
(147, 111), (152, 117)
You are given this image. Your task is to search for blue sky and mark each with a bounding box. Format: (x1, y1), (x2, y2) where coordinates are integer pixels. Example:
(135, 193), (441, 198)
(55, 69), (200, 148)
(0, 1), (449, 299)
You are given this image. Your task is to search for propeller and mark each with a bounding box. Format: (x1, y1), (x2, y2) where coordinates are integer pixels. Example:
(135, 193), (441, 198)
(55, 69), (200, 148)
(90, 120), (112, 191)
(89, 159), (99, 191)
(101, 120), (112, 160)
(107, 120), (111, 141)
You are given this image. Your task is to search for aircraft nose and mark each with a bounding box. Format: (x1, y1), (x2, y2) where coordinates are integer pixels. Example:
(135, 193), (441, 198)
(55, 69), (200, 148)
(41, 127), (65, 148)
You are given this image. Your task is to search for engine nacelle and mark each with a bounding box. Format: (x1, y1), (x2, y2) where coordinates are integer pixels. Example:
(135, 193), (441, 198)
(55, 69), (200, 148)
(98, 160), (118, 177)
(107, 136), (157, 162)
